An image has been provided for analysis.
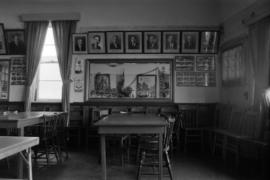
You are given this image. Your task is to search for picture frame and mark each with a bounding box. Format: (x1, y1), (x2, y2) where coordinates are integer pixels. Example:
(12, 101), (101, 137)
(94, 74), (111, 93)
(5, 29), (26, 55)
(106, 32), (124, 53)
(125, 32), (142, 53)
(88, 32), (106, 54)
(181, 31), (199, 53)
(0, 60), (10, 101)
(72, 33), (87, 54)
(162, 31), (180, 53)
(200, 31), (218, 53)
(144, 32), (161, 53)
(0, 24), (7, 54)
(137, 75), (156, 98)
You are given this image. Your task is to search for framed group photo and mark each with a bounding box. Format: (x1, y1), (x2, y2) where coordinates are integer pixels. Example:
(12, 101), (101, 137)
(106, 32), (124, 53)
(144, 32), (161, 53)
(72, 33), (87, 54)
(163, 31), (180, 53)
(125, 32), (142, 53)
(0, 24), (7, 54)
(88, 32), (106, 54)
(200, 31), (218, 53)
(5, 30), (26, 55)
(181, 31), (199, 53)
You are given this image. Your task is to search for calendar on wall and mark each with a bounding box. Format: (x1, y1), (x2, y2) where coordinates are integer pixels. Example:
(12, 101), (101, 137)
(10, 57), (26, 85)
(0, 60), (10, 100)
(175, 55), (216, 87)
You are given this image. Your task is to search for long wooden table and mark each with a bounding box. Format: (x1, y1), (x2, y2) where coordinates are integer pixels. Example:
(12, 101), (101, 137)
(0, 136), (39, 180)
(94, 113), (167, 180)
(0, 111), (64, 178)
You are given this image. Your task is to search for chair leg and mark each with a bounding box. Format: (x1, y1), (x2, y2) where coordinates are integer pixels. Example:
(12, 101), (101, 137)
(137, 151), (145, 180)
(165, 151), (173, 180)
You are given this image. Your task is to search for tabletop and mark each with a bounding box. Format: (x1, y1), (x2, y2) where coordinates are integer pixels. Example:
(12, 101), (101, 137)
(0, 136), (39, 160)
(94, 113), (167, 127)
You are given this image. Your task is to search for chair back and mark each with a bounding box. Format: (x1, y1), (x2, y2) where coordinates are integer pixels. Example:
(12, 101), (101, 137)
(216, 104), (232, 129)
(178, 105), (197, 128)
(110, 106), (129, 114)
(228, 110), (244, 134)
(42, 114), (58, 139)
(164, 117), (175, 151)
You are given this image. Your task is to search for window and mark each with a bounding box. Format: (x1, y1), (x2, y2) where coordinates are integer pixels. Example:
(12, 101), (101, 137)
(37, 24), (62, 101)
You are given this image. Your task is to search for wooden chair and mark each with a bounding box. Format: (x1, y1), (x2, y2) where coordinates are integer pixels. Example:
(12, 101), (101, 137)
(68, 106), (83, 147)
(137, 116), (175, 180)
(33, 114), (60, 166)
(212, 104), (232, 157)
(178, 105), (202, 153)
(55, 113), (69, 162)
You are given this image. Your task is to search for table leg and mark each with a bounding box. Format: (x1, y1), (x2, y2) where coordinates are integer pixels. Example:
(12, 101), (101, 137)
(159, 133), (163, 180)
(18, 128), (24, 178)
(27, 148), (33, 180)
(101, 135), (107, 180)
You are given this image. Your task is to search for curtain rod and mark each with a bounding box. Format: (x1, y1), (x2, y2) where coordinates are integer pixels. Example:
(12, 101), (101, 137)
(21, 13), (80, 22)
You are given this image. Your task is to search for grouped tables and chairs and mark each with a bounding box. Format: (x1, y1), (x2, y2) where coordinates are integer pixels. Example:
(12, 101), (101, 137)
(0, 111), (67, 178)
(94, 113), (168, 180)
(0, 136), (39, 180)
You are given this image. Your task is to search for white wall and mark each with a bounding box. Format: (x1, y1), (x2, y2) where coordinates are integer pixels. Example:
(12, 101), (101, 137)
(0, 0), (222, 103)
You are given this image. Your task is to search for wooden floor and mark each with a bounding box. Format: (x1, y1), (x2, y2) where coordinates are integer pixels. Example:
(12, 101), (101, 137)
(0, 146), (267, 180)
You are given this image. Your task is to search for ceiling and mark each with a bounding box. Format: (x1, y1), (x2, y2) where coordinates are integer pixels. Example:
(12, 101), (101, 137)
(3, 0), (258, 21)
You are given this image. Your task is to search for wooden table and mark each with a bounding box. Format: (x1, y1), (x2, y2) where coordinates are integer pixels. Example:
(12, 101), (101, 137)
(94, 113), (167, 180)
(0, 111), (63, 178)
(0, 136), (39, 180)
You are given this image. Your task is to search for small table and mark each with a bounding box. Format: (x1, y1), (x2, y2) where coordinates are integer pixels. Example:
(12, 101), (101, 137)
(0, 136), (39, 180)
(0, 111), (64, 178)
(94, 113), (167, 180)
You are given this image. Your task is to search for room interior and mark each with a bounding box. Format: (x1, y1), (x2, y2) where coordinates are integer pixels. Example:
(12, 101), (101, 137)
(0, 0), (269, 180)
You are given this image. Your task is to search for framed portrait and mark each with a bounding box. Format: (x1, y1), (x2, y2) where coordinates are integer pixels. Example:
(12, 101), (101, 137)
(5, 30), (26, 55)
(200, 31), (218, 53)
(106, 32), (124, 53)
(125, 32), (142, 53)
(0, 60), (10, 100)
(163, 31), (180, 53)
(95, 74), (110, 93)
(181, 31), (199, 53)
(0, 24), (7, 54)
(137, 75), (156, 98)
(72, 33), (87, 54)
(88, 32), (106, 54)
(196, 56), (215, 71)
(144, 32), (161, 53)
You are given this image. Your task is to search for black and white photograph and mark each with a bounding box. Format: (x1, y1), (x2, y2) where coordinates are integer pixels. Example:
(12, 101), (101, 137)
(125, 32), (142, 53)
(88, 32), (106, 53)
(163, 31), (180, 53)
(106, 31), (124, 53)
(144, 31), (161, 53)
(0, 24), (6, 54)
(181, 31), (199, 53)
(72, 33), (87, 54)
(200, 31), (218, 53)
(5, 30), (26, 55)
(0, 1), (269, 180)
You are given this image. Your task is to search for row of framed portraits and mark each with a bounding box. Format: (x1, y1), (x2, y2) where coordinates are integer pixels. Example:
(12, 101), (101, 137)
(72, 30), (219, 54)
(0, 24), (26, 55)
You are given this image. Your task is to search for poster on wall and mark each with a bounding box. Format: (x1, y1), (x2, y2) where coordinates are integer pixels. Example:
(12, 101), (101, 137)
(136, 75), (156, 98)
(10, 57), (26, 85)
(0, 60), (10, 100)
